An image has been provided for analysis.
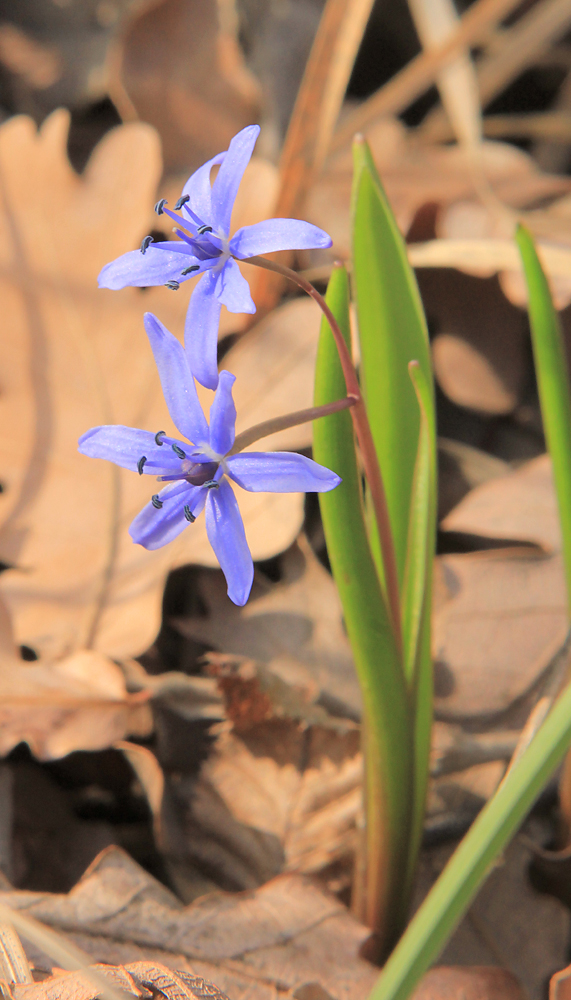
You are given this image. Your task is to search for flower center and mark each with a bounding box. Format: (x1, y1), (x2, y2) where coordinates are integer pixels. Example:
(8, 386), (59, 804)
(181, 459), (219, 485)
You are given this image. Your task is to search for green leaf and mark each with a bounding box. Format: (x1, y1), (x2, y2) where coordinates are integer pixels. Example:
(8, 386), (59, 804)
(516, 225), (571, 613)
(402, 362), (435, 684)
(368, 675), (571, 1000)
(313, 264), (412, 952)
(401, 361), (437, 898)
(351, 137), (433, 589)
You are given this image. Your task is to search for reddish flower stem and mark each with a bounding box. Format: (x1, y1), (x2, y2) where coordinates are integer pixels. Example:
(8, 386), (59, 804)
(242, 254), (403, 656)
(229, 396), (357, 455)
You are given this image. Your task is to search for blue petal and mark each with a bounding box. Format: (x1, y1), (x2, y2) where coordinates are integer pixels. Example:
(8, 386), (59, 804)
(182, 151), (226, 223)
(225, 452), (342, 492)
(98, 247), (195, 289)
(209, 371), (236, 456)
(144, 313), (209, 444)
(129, 483), (207, 550)
(184, 271), (222, 390)
(205, 480), (253, 605)
(230, 219), (333, 258)
(215, 258), (255, 313)
(78, 425), (183, 473)
(210, 125), (260, 235)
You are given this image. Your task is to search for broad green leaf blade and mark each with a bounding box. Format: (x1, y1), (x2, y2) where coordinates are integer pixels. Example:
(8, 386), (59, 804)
(313, 264), (412, 952)
(369, 675), (571, 1000)
(401, 361), (437, 899)
(516, 225), (571, 614)
(351, 137), (433, 588)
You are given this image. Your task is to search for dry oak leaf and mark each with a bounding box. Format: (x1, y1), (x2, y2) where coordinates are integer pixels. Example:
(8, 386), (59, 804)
(176, 536), (362, 721)
(0, 595), (151, 760)
(11, 965), (231, 1000)
(1, 846), (379, 1000)
(434, 454), (567, 718)
(0, 111), (303, 664)
(163, 722), (362, 893)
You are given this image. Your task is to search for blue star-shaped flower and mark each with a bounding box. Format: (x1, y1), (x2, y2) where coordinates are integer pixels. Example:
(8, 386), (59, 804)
(78, 313), (341, 606)
(98, 125), (332, 390)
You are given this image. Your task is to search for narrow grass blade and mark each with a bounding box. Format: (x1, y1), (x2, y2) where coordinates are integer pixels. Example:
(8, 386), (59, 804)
(368, 675), (571, 1000)
(516, 224), (571, 612)
(351, 137), (433, 588)
(313, 264), (412, 953)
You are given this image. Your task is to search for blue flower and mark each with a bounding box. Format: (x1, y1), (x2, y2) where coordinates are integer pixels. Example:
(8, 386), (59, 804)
(98, 125), (332, 391)
(78, 313), (341, 606)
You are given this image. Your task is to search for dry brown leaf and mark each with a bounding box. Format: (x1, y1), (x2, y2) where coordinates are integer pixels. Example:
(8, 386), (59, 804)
(1, 846), (379, 1000)
(308, 122), (571, 254)
(10, 964), (150, 1000)
(164, 723), (361, 891)
(438, 437), (509, 520)
(5, 961), (531, 1000)
(421, 268), (526, 415)
(0, 649), (153, 761)
(442, 453), (561, 552)
(434, 454), (569, 718)
(432, 334), (517, 414)
(109, 0), (261, 174)
(0, 596), (151, 760)
(176, 536), (361, 721)
(434, 548), (568, 718)
(435, 198), (571, 308)
(0, 111), (304, 667)
(412, 967), (525, 1000)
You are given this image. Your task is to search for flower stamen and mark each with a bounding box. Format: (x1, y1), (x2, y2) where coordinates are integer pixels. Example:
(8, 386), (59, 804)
(184, 505), (196, 523)
(137, 456), (147, 475)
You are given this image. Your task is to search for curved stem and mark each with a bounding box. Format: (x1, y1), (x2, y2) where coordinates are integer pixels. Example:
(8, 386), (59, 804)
(229, 396), (357, 455)
(241, 254), (403, 656)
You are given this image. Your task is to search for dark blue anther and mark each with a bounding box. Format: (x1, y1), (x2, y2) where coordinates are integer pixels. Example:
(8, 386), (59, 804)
(172, 443), (186, 459)
(204, 480), (219, 489)
(140, 235), (154, 254)
(184, 505), (196, 523)
(137, 456), (147, 475)
(155, 430), (166, 446)
(181, 265), (200, 276)
(174, 194), (190, 210)
(197, 225), (213, 235)
(152, 494), (163, 509)
(165, 280), (180, 290)
(154, 198), (167, 215)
